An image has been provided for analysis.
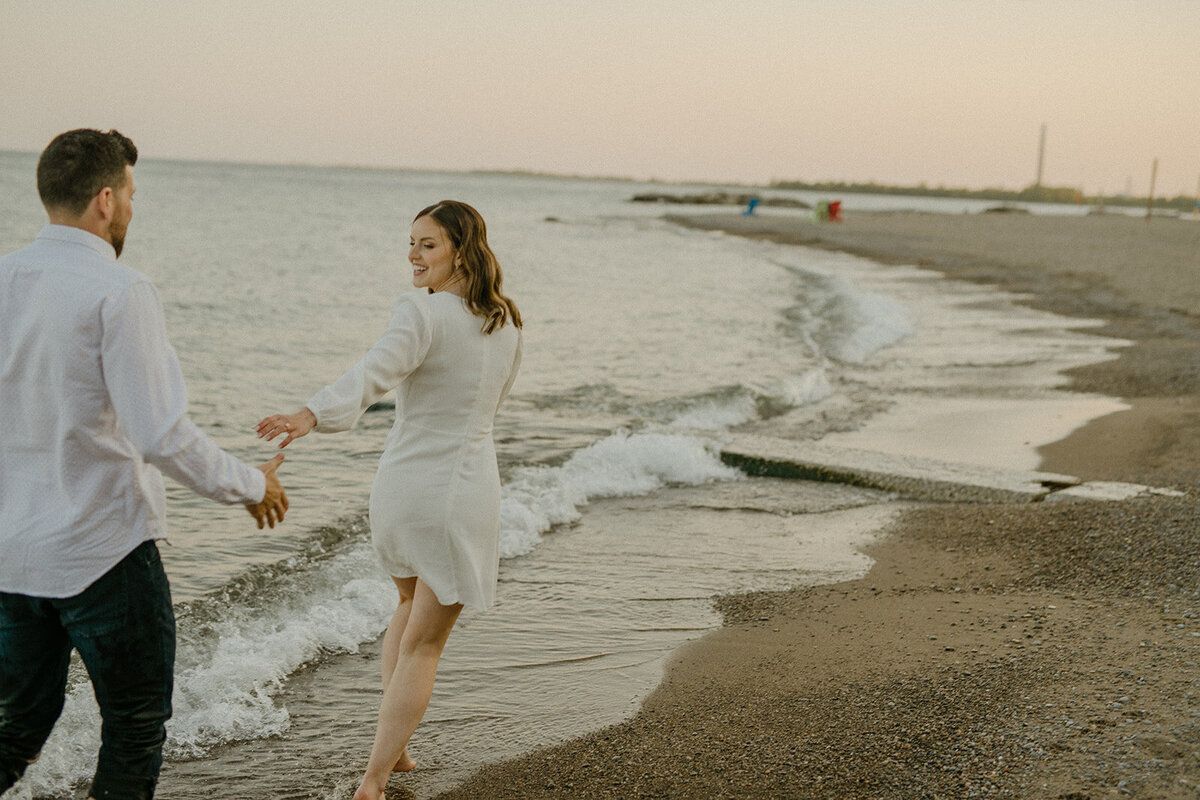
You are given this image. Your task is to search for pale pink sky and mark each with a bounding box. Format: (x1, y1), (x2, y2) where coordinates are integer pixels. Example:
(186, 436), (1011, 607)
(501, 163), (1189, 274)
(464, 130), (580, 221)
(2, 0), (1196, 195)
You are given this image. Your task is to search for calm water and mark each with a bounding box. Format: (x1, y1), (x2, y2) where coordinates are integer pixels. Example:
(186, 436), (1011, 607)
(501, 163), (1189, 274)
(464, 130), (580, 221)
(0, 152), (1125, 798)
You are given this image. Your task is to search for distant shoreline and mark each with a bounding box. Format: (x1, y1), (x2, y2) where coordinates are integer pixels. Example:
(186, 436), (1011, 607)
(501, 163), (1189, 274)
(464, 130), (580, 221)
(768, 178), (1197, 213)
(5, 148), (1191, 210)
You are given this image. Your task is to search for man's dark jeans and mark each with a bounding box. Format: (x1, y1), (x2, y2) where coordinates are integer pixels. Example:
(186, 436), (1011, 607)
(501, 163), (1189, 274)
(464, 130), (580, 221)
(0, 540), (175, 799)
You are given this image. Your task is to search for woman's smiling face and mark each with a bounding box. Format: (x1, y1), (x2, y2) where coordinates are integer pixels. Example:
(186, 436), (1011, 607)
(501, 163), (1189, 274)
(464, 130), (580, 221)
(409, 215), (462, 294)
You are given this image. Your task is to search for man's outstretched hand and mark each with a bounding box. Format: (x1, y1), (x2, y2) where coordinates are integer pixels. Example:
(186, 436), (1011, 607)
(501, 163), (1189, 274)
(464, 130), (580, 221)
(246, 453), (288, 529)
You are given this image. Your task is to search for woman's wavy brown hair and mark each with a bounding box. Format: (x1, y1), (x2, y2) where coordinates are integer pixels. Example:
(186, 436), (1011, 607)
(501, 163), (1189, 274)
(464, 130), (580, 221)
(414, 200), (522, 334)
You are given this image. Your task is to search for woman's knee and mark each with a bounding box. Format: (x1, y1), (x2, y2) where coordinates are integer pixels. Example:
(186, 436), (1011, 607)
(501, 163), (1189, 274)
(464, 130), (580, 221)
(398, 584), (461, 652)
(392, 575), (417, 602)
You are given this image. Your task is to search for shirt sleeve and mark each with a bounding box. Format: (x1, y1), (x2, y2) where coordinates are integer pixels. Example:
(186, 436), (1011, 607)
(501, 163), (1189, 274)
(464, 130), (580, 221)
(306, 293), (433, 432)
(101, 280), (266, 504)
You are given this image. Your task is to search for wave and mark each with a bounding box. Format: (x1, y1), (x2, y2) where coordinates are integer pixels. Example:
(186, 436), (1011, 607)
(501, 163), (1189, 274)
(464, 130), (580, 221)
(496, 367), (835, 558)
(525, 369), (834, 428)
(777, 262), (913, 363)
(498, 428), (742, 559)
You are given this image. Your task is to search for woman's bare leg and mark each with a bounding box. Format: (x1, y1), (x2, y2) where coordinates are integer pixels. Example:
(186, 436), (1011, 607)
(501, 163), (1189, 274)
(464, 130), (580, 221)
(353, 579), (462, 800)
(380, 577), (416, 772)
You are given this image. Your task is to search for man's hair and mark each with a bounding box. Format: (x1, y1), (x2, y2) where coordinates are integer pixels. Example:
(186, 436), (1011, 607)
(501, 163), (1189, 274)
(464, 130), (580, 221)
(37, 129), (138, 216)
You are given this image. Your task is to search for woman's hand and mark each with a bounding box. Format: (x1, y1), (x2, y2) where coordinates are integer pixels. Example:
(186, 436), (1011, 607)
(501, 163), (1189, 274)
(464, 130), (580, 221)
(256, 407), (317, 449)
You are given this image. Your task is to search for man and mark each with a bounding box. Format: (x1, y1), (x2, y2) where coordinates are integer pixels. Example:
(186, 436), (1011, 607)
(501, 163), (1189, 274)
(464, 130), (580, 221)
(0, 129), (288, 799)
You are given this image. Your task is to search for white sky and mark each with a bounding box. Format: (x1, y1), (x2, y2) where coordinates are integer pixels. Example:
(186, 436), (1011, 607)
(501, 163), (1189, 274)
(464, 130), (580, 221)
(2, 0), (1197, 195)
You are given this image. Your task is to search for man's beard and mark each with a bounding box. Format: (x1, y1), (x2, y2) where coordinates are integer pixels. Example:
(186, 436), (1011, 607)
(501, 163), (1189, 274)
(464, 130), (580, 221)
(109, 218), (126, 258)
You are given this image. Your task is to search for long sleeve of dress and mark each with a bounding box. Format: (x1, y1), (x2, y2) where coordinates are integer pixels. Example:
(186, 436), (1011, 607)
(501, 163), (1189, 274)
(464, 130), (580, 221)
(495, 329), (523, 413)
(307, 293), (433, 433)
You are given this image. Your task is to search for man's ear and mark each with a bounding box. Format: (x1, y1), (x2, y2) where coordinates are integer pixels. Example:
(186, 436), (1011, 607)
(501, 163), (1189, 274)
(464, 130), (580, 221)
(92, 186), (114, 221)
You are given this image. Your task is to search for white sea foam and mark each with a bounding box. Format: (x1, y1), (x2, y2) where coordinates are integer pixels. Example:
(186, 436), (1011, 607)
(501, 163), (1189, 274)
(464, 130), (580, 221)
(662, 369), (832, 430)
(776, 259), (914, 364)
(770, 368), (835, 409)
(822, 281), (914, 363)
(168, 568), (395, 758)
(10, 545), (397, 797)
(664, 393), (760, 430)
(499, 429), (742, 558)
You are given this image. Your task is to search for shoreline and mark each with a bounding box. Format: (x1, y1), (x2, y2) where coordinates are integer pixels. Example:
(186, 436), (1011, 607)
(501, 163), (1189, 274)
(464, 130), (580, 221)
(670, 211), (1200, 490)
(432, 211), (1199, 799)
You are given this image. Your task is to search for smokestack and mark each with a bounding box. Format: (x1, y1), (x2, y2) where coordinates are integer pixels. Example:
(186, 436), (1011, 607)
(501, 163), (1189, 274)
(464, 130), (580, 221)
(1035, 124), (1046, 187)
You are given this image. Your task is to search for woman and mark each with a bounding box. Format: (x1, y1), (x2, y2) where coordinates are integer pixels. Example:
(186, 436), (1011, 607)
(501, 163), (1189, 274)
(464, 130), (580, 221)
(256, 200), (522, 800)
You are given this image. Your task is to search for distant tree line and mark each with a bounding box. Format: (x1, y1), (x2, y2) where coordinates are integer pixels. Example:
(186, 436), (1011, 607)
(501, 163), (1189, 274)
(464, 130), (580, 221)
(769, 180), (1196, 212)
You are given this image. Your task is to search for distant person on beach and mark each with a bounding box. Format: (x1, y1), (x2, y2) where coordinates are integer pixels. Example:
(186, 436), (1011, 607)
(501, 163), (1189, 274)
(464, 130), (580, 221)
(256, 200), (522, 800)
(0, 128), (289, 800)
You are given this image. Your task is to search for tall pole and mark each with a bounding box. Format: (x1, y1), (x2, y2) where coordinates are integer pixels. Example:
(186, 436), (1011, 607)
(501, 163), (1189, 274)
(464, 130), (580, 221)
(1035, 124), (1046, 187)
(1146, 158), (1158, 221)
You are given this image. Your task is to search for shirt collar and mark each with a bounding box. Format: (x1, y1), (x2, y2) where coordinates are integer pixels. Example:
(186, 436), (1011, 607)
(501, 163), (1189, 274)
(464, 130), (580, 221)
(37, 224), (117, 261)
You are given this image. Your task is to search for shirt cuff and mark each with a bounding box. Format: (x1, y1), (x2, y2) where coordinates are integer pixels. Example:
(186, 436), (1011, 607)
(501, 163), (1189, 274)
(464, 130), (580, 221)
(247, 467), (268, 503)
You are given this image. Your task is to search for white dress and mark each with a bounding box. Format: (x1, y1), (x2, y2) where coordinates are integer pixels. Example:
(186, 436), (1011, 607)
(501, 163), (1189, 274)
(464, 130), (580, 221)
(306, 291), (522, 610)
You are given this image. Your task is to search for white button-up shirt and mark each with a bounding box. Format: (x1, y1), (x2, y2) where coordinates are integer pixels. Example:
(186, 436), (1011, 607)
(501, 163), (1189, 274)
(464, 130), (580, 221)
(0, 225), (266, 598)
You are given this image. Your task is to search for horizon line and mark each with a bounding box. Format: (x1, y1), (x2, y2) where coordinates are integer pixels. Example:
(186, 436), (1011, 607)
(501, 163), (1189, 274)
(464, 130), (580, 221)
(1, 148), (1192, 198)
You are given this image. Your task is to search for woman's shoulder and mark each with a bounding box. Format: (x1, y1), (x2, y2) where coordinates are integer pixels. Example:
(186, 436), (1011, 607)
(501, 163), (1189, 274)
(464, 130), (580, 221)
(394, 289), (431, 308)
(394, 289), (452, 316)
(397, 290), (477, 332)
(385, 290), (435, 332)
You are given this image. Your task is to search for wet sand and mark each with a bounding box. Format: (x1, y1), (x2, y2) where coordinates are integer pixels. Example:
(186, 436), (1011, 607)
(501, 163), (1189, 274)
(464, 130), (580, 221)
(430, 210), (1199, 799)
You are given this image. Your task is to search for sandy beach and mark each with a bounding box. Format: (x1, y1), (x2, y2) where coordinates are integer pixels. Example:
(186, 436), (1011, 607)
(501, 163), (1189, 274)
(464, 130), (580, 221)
(420, 209), (1200, 800)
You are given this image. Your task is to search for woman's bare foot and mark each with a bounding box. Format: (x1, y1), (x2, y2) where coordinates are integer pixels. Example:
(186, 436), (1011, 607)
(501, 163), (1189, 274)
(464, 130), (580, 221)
(392, 750), (417, 772)
(351, 782), (385, 800)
